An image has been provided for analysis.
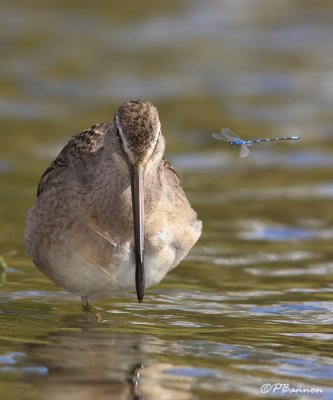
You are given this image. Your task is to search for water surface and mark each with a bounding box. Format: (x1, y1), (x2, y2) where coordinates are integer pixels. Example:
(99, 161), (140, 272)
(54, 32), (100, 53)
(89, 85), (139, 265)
(0, 1), (333, 399)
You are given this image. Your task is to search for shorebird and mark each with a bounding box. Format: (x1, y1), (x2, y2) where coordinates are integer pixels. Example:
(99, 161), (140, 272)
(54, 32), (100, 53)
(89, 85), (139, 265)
(25, 100), (202, 306)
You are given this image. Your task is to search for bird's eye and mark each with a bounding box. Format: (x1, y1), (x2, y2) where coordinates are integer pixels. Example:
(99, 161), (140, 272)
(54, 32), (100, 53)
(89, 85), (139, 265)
(115, 127), (122, 143)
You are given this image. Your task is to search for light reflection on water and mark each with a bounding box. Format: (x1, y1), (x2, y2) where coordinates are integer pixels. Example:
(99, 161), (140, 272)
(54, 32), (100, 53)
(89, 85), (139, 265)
(0, 1), (333, 134)
(0, 0), (333, 399)
(171, 150), (333, 171)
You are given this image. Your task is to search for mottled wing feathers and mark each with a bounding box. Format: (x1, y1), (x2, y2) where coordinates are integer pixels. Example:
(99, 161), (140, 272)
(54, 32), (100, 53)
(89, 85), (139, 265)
(162, 158), (182, 188)
(37, 123), (110, 197)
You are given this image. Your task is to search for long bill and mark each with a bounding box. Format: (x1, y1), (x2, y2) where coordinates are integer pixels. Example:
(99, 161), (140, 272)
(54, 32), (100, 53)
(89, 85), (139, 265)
(130, 164), (145, 303)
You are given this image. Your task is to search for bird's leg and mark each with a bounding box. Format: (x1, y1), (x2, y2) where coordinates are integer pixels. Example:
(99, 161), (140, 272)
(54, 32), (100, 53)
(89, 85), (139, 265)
(81, 296), (102, 322)
(81, 296), (91, 312)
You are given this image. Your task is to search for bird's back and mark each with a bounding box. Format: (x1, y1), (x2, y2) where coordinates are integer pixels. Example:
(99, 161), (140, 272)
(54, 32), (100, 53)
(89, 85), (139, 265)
(37, 123), (110, 196)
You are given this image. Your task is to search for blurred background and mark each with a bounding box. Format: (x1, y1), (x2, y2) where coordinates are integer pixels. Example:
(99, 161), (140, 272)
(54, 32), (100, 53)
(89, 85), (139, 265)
(1, 1), (333, 399)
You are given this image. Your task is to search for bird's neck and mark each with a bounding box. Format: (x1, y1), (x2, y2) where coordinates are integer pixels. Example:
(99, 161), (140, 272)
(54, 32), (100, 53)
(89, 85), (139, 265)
(88, 147), (163, 237)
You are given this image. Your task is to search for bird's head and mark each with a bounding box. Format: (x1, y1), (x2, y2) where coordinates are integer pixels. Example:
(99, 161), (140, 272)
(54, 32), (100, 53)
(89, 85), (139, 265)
(112, 100), (164, 303)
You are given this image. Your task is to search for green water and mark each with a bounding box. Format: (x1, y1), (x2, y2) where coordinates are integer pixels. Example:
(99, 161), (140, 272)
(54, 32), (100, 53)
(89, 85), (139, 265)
(1, 1), (333, 399)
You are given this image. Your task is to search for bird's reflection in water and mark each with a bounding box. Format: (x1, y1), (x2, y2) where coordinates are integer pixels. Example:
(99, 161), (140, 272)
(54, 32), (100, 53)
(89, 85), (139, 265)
(128, 363), (144, 400)
(18, 318), (193, 400)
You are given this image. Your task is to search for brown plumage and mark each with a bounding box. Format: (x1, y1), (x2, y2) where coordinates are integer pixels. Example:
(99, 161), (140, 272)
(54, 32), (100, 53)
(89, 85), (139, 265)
(25, 100), (202, 305)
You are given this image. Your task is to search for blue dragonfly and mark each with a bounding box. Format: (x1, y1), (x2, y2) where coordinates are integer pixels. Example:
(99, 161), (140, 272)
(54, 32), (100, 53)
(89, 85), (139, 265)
(212, 128), (300, 157)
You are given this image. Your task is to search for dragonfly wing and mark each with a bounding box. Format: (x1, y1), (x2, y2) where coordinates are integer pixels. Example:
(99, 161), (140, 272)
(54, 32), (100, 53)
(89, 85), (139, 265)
(212, 132), (226, 141)
(240, 144), (250, 157)
(221, 127), (240, 142)
(212, 128), (241, 142)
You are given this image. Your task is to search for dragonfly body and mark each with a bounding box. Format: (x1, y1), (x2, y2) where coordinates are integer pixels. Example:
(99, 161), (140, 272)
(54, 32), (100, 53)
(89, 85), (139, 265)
(213, 128), (300, 157)
(241, 136), (300, 145)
